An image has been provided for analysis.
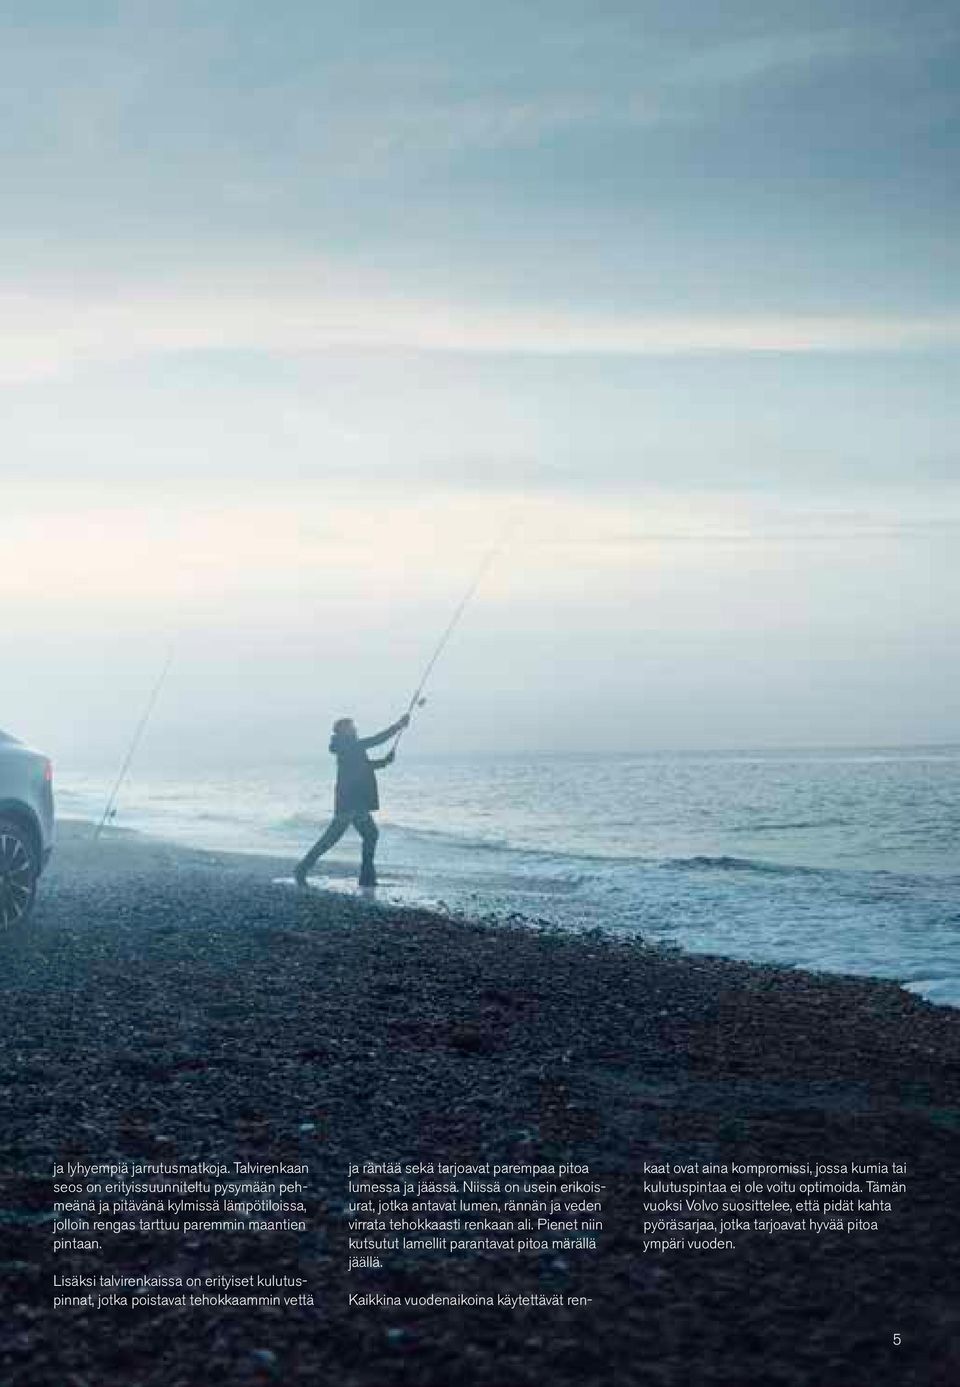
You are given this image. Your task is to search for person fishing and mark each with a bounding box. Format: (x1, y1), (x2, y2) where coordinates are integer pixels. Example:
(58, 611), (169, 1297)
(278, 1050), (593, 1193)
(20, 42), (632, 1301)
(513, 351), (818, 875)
(294, 713), (410, 889)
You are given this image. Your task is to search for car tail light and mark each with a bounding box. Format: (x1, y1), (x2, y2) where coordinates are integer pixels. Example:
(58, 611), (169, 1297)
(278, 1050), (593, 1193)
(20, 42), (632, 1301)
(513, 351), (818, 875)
(43, 760), (53, 782)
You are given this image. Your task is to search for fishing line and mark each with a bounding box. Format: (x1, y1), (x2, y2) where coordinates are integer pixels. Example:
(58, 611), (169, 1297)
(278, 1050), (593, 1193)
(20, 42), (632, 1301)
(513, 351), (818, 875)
(93, 643), (176, 842)
(391, 515), (520, 755)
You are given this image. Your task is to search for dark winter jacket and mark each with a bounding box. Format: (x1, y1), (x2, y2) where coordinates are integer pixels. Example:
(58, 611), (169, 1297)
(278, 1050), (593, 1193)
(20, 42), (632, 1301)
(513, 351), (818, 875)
(329, 720), (405, 814)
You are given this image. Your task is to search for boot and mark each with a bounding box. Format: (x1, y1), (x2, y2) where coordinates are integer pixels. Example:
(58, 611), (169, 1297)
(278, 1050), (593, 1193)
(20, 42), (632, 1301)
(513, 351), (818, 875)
(358, 848), (377, 888)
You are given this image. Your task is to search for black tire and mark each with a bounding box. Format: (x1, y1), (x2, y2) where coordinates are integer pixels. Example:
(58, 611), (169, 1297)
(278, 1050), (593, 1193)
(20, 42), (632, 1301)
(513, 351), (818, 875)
(0, 817), (38, 929)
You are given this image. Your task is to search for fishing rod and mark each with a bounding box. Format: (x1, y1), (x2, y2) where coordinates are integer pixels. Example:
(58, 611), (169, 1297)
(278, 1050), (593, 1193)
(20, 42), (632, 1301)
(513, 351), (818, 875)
(390, 518), (519, 756)
(93, 644), (176, 842)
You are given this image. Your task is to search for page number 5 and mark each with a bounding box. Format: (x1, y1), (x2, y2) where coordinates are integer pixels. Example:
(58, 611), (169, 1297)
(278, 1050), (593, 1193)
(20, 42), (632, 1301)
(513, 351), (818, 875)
(893, 1333), (902, 1346)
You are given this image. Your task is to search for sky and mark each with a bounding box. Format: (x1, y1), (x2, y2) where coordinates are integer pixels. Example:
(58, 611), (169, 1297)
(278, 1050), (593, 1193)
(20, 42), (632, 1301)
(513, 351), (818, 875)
(2, 0), (958, 765)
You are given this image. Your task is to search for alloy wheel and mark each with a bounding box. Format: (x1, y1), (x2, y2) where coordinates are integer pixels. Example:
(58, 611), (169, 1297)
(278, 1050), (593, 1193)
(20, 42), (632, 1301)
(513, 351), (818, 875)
(0, 828), (36, 928)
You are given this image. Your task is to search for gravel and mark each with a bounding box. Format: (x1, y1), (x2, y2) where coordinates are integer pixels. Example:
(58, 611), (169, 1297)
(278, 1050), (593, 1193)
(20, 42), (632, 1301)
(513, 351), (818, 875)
(1, 821), (958, 1386)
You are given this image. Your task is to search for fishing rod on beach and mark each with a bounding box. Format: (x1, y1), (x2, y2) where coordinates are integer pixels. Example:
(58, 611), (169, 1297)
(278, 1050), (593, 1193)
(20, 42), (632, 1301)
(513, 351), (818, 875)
(93, 644), (176, 843)
(390, 517), (520, 757)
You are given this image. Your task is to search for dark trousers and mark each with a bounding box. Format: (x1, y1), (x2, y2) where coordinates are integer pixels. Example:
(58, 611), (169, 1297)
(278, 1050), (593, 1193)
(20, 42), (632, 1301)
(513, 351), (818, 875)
(297, 812), (379, 884)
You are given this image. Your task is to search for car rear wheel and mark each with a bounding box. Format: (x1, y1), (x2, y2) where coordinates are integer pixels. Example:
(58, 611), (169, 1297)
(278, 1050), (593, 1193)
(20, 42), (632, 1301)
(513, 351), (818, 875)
(0, 819), (38, 929)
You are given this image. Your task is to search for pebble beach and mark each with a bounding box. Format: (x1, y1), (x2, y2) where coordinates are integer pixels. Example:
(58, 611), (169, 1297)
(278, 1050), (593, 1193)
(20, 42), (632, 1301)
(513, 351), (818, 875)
(1, 821), (959, 1386)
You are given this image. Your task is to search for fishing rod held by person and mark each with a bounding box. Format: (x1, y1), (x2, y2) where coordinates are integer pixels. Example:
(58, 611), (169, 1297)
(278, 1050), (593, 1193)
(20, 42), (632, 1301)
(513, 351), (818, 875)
(389, 518), (519, 757)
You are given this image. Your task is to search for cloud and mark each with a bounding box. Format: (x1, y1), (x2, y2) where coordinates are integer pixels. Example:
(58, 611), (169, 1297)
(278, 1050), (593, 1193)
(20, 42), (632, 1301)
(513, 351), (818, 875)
(297, 91), (633, 172)
(3, 275), (959, 384)
(666, 25), (911, 89)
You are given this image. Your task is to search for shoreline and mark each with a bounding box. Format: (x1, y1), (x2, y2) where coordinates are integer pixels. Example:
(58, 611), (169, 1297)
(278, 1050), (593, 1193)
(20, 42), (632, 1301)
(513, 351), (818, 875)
(3, 819), (959, 1384)
(52, 816), (960, 1010)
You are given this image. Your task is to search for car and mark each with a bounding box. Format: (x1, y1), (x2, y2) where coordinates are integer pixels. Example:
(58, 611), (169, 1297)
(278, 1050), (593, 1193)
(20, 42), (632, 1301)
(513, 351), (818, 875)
(0, 727), (55, 928)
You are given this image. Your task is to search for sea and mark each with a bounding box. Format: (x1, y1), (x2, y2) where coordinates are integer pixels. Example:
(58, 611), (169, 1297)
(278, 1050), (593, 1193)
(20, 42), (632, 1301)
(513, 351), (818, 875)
(57, 747), (960, 1009)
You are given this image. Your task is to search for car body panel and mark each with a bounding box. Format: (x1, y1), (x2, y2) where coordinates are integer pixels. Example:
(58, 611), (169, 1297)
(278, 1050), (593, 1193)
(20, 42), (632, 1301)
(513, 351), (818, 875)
(0, 728), (55, 871)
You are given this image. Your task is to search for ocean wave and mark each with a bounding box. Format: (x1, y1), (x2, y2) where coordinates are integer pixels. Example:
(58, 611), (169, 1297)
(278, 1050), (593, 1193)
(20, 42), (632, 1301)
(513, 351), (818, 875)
(272, 816), (608, 870)
(275, 813), (327, 830)
(731, 818), (849, 833)
(660, 855), (822, 878)
(385, 823), (534, 855)
(190, 810), (254, 824)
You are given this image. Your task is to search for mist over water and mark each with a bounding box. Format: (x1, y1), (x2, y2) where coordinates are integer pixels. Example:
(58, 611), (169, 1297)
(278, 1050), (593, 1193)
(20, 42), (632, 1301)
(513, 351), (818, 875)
(58, 747), (960, 1009)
